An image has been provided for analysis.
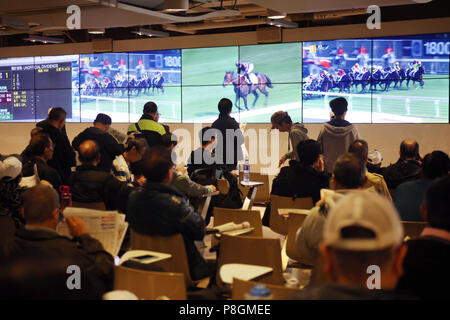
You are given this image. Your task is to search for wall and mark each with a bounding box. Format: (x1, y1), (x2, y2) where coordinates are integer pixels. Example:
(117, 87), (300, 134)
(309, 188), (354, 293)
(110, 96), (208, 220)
(0, 18), (449, 174)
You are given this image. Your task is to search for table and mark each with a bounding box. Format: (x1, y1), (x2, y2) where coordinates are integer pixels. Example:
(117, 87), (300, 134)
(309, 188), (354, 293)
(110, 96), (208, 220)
(197, 191), (220, 220)
(219, 263), (273, 284)
(118, 250), (172, 266)
(240, 181), (264, 210)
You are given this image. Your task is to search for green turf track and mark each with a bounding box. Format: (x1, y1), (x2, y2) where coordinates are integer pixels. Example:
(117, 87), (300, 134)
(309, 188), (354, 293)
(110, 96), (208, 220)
(304, 77), (449, 123)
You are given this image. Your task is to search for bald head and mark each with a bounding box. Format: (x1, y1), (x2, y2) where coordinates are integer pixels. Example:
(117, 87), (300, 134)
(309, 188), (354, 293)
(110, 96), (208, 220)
(78, 140), (100, 165)
(400, 140), (419, 160)
(22, 184), (59, 224)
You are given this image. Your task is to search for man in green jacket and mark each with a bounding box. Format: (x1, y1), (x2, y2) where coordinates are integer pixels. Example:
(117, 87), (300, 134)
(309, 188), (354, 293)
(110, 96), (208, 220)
(128, 101), (166, 147)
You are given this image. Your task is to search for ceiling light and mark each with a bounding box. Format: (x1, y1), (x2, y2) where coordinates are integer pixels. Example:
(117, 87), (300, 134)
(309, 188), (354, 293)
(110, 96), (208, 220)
(267, 9), (286, 20)
(266, 19), (298, 29)
(162, 0), (189, 12)
(23, 35), (64, 44)
(131, 27), (169, 38)
(88, 28), (105, 34)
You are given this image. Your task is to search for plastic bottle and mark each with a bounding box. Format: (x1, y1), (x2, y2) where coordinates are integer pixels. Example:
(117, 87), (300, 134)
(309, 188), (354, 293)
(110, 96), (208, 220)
(59, 185), (72, 211)
(243, 157), (250, 183)
(244, 284), (273, 300)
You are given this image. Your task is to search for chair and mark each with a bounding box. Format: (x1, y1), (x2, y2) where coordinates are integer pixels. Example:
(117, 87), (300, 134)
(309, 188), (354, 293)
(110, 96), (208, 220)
(231, 278), (298, 300)
(72, 201), (106, 211)
(238, 172), (270, 204)
(216, 234), (285, 292)
(402, 221), (427, 239)
(269, 195), (314, 236)
(285, 211), (312, 265)
(114, 265), (187, 300)
(211, 207), (263, 248)
(130, 230), (199, 287)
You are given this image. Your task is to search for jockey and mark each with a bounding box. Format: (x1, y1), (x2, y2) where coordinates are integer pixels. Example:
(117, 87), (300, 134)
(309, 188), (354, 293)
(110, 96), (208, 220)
(236, 61), (254, 84)
(394, 62), (401, 72)
(136, 59), (145, 78)
(357, 46), (369, 67)
(155, 71), (163, 82)
(352, 63), (361, 74)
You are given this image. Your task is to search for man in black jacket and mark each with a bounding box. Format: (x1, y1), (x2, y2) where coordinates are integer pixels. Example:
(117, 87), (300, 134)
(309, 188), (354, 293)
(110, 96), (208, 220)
(8, 184), (114, 296)
(396, 175), (450, 299)
(383, 139), (422, 190)
(68, 140), (132, 213)
(211, 98), (244, 171)
(272, 139), (329, 204)
(128, 146), (214, 281)
(37, 107), (76, 184)
(21, 133), (62, 191)
(72, 113), (125, 172)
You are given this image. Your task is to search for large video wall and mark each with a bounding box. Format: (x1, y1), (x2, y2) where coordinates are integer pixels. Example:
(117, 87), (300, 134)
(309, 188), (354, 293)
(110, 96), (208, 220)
(0, 33), (448, 124)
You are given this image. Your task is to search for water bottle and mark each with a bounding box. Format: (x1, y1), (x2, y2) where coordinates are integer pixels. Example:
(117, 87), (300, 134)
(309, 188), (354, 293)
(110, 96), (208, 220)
(244, 284), (273, 300)
(243, 157), (250, 183)
(59, 185), (72, 211)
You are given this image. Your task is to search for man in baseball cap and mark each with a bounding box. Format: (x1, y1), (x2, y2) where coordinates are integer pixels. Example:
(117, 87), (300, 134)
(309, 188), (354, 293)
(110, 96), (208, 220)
(292, 191), (412, 299)
(0, 155), (22, 181)
(72, 113), (125, 172)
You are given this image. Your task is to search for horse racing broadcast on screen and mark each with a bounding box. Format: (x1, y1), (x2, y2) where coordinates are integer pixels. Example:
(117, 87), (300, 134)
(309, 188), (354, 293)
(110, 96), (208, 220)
(0, 32), (448, 123)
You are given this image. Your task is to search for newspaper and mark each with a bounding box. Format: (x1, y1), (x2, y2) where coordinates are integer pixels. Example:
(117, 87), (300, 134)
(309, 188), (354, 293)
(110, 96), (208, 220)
(56, 207), (128, 257)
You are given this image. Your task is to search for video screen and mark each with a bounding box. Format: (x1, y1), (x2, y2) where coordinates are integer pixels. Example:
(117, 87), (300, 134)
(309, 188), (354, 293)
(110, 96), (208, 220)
(302, 38), (373, 123)
(371, 33), (449, 123)
(0, 33), (448, 124)
(182, 46), (239, 86)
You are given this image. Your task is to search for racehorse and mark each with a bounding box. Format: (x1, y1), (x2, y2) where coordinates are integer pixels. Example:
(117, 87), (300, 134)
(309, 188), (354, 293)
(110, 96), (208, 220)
(334, 74), (352, 93)
(379, 69), (400, 91)
(406, 66), (425, 88)
(223, 71), (273, 111)
(352, 70), (371, 93)
(151, 75), (165, 94)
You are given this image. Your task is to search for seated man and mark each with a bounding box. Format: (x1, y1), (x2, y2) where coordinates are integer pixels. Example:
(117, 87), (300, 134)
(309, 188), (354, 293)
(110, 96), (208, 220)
(111, 137), (148, 187)
(22, 133), (62, 190)
(68, 140), (132, 213)
(291, 191), (410, 300)
(187, 126), (219, 183)
(9, 184), (114, 294)
(383, 139), (422, 190)
(296, 153), (369, 265)
(72, 113), (125, 172)
(396, 175), (450, 299)
(127, 146), (214, 281)
(367, 149), (385, 175)
(272, 139), (330, 204)
(347, 139), (391, 200)
(394, 151), (449, 221)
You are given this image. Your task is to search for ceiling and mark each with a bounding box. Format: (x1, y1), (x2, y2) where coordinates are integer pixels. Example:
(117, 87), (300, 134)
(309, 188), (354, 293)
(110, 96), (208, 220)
(0, 0), (448, 46)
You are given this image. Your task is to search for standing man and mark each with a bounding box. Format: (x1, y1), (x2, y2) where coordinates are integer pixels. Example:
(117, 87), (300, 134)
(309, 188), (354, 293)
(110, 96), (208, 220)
(317, 97), (360, 174)
(127, 102), (166, 147)
(37, 107), (76, 184)
(72, 113), (124, 172)
(211, 98), (244, 171)
(270, 111), (309, 167)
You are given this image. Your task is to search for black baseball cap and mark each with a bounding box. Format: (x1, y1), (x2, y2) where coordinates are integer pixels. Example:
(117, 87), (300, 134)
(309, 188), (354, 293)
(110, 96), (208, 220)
(94, 113), (112, 125)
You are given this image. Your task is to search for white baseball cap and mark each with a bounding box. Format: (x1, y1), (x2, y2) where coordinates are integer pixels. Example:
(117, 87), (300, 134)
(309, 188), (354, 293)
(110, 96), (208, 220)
(368, 149), (383, 165)
(323, 191), (403, 251)
(0, 156), (22, 181)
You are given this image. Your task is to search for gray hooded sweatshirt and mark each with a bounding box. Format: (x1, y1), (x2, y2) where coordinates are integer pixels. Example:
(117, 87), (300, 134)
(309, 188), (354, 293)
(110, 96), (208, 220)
(317, 120), (360, 174)
(283, 123), (309, 161)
